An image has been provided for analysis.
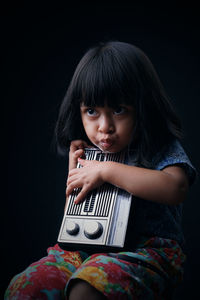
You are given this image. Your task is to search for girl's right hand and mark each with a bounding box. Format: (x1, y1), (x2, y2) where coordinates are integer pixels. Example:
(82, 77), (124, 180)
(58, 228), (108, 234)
(68, 140), (91, 172)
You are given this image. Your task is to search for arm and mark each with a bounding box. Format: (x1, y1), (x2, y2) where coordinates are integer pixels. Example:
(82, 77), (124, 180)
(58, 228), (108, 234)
(101, 161), (189, 205)
(66, 158), (189, 205)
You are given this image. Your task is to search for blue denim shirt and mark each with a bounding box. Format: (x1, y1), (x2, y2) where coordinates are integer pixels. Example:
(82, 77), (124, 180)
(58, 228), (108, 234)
(125, 139), (196, 249)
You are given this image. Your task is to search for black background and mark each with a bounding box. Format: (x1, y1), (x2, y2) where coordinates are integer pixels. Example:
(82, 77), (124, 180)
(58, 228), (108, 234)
(2, 2), (200, 299)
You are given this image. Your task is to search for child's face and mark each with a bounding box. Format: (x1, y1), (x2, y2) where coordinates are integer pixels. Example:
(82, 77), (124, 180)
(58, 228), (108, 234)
(80, 103), (135, 153)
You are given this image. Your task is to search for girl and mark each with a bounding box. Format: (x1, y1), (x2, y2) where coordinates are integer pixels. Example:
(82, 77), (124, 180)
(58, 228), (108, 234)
(5, 41), (196, 300)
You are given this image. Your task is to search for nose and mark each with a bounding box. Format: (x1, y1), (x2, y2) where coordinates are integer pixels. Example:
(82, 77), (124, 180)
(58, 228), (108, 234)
(98, 114), (115, 134)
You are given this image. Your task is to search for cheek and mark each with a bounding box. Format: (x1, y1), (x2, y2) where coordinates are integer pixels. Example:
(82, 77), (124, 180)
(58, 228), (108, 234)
(120, 119), (134, 135)
(121, 120), (135, 144)
(82, 118), (88, 132)
(83, 122), (96, 139)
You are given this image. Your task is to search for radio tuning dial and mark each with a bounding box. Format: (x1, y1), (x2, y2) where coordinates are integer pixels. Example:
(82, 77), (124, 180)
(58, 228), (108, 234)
(84, 221), (103, 239)
(66, 221), (79, 235)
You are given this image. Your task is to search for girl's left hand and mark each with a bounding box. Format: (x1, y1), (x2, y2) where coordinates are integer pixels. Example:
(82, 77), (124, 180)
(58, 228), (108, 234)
(66, 158), (105, 204)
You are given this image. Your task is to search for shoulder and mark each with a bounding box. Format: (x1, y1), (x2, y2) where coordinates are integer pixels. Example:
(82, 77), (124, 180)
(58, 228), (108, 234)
(152, 139), (197, 185)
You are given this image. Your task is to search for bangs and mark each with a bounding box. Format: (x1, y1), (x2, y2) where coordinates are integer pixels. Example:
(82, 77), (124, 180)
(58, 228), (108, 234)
(71, 46), (138, 108)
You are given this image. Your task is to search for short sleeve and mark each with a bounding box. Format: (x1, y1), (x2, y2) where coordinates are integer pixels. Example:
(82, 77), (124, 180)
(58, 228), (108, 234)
(153, 139), (197, 185)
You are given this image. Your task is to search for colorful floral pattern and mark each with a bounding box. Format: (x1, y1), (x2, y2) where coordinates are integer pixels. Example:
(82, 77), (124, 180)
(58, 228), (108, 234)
(4, 237), (185, 300)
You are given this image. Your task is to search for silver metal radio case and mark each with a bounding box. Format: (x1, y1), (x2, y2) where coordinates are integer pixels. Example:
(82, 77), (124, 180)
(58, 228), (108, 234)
(58, 148), (132, 250)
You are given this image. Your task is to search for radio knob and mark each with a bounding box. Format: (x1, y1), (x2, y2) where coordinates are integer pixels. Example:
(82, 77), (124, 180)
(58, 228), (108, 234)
(84, 221), (103, 239)
(66, 221), (79, 235)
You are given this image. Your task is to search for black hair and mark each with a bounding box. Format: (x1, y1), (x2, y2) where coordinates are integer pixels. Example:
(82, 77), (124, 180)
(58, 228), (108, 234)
(54, 41), (182, 167)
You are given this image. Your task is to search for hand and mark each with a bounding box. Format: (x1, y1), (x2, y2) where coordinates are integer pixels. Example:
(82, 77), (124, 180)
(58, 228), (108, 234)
(66, 158), (105, 204)
(68, 140), (91, 171)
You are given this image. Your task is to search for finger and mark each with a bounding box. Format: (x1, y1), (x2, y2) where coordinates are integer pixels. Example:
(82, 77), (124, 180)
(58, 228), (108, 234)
(78, 157), (87, 166)
(78, 157), (98, 166)
(67, 168), (80, 179)
(66, 185), (74, 198)
(66, 169), (79, 186)
(69, 148), (86, 172)
(67, 173), (79, 185)
(74, 149), (84, 159)
(74, 187), (89, 204)
(69, 149), (84, 166)
(66, 180), (82, 197)
(66, 183), (73, 198)
(70, 140), (90, 151)
(70, 140), (84, 150)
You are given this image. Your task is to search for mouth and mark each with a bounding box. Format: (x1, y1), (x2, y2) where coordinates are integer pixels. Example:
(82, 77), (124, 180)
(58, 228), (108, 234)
(99, 139), (114, 150)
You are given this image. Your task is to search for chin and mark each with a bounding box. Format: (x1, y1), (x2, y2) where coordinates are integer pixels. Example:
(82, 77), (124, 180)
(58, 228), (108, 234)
(92, 142), (125, 153)
(99, 146), (122, 154)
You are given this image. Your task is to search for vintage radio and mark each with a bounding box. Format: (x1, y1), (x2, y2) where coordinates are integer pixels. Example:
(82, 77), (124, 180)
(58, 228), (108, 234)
(58, 148), (132, 251)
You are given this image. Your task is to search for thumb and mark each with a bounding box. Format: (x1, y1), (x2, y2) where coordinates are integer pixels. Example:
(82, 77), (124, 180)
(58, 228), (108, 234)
(78, 157), (87, 166)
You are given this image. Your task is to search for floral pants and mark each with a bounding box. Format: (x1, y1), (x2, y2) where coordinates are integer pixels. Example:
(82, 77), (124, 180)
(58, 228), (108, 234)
(4, 237), (185, 299)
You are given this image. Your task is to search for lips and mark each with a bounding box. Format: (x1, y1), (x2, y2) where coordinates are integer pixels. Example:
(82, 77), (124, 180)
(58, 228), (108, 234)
(99, 139), (114, 150)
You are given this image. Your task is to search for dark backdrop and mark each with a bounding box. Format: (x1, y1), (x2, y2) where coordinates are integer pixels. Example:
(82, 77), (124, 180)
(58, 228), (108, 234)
(2, 2), (200, 299)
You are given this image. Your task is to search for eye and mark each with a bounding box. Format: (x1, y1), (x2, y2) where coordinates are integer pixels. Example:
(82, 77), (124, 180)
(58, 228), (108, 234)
(87, 108), (98, 116)
(113, 106), (126, 115)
